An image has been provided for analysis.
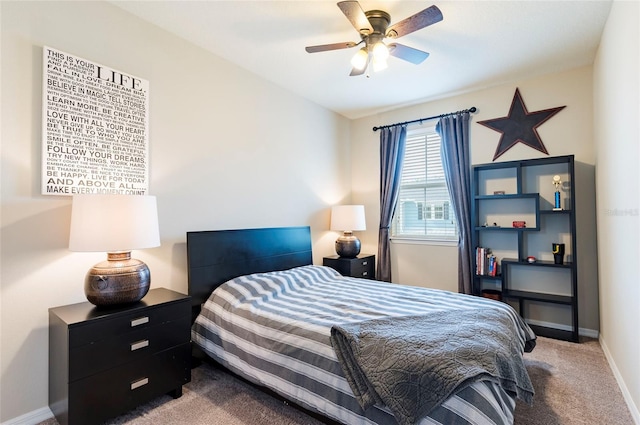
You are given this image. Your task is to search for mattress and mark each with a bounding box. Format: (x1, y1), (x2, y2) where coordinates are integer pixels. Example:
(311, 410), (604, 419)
(191, 265), (536, 424)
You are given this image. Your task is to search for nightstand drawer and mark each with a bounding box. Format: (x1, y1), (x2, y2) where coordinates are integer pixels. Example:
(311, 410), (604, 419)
(350, 257), (373, 278)
(323, 254), (375, 279)
(69, 301), (189, 348)
(68, 343), (191, 425)
(69, 314), (190, 381)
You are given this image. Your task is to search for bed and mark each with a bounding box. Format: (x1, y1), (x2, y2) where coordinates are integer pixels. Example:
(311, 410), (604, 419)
(188, 226), (536, 425)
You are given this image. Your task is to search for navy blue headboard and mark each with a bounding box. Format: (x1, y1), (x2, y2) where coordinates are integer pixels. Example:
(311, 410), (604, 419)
(186, 226), (312, 321)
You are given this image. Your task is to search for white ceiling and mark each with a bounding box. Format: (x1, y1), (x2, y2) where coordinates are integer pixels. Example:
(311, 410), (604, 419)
(111, 0), (612, 120)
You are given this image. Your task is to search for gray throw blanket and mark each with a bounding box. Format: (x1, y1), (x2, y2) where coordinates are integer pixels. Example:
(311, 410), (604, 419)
(330, 308), (535, 425)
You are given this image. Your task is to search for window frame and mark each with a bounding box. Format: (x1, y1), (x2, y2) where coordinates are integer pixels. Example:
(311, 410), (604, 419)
(390, 123), (459, 245)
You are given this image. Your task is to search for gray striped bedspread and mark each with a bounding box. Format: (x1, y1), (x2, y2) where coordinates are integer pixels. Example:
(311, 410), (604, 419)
(191, 265), (537, 425)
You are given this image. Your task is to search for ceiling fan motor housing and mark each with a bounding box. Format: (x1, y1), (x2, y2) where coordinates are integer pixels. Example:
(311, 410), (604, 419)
(361, 10), (390, 51)
(363, 10), (390, 35)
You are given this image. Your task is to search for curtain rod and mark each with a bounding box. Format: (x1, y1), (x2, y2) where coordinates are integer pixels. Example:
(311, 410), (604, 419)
(372, 107), (477, 132)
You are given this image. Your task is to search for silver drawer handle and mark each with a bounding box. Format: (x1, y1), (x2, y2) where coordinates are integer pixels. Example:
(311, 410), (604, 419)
(131, 339), (149, 351)
(131, 377), (148, 390)
(362, 271), (368, 276)
(131, 316), (149, 327)
(362, 261), (368, 265)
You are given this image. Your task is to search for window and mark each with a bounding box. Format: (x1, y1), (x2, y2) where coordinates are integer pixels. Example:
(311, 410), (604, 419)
(391, 124), (458, 242)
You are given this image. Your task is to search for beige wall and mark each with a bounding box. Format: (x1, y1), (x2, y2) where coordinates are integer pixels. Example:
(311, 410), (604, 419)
(351, 66), (600, 335)
(593, 1), (640, 422)
(2, 1), (638, 424)
(0, 2), (349, 422)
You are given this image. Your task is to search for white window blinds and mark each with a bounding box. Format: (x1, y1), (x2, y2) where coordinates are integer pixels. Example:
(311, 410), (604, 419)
(391, 125), (458, 241)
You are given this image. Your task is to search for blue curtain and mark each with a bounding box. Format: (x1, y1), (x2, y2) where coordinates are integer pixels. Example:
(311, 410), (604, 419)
(377, 126), (407, 282)
(436, 112), (473, 294)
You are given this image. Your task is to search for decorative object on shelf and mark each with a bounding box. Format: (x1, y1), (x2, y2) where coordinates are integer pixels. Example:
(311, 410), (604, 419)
(493, 190), (506, 195)
(527, 256), (536, 263)
(512, 221), (526, 228)
(69, 194), (160, 306)
(476, 88), (566, 161)
(553, 175), (563, 210)
(481, 289), (502, 301)
(330, 205), (366, 258)
(552, 243), (565, 265)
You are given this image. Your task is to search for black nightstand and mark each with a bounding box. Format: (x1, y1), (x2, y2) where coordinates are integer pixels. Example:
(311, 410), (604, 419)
(323, 254), (375, 279)
(49, 288), (191, 425)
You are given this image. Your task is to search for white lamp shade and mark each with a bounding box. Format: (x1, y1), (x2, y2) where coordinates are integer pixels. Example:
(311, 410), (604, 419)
(330, 205), (366, 232)
(69, 194), (160, 252)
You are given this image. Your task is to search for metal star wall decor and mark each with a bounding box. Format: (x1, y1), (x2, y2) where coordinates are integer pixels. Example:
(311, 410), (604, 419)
(477, 88), (566, 161)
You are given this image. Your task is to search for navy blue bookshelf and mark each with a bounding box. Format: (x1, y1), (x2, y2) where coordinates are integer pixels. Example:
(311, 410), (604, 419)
(472, 155), (578, 342)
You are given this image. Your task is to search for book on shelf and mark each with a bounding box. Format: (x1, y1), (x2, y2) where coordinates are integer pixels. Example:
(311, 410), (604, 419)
(475, 246), (498, 276)
(488, 254), (498, 276)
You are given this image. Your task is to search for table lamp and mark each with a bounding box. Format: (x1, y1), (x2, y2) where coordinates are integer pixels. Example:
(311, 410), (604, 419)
(330, 205), (366, 258)
(69, 194), (160, 306)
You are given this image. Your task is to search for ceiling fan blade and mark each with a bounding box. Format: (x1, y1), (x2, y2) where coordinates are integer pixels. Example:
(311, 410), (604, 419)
(388, 43), (430, 64)
(386, 5), (443, 39)
(337, 1), (374, 34)
(305, 41), (357, 53)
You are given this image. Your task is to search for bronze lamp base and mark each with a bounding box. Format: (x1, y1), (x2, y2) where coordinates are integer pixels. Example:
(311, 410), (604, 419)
(85, 252), (150, 306)
(335, 231), (361, 258)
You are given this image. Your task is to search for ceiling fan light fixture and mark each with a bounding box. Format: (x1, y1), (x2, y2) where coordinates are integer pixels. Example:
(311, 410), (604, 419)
(304, 2), (443, 76)
(372, 42), (389, 61)
(372, 56), (388, 72)
(350, 48), (368, 70)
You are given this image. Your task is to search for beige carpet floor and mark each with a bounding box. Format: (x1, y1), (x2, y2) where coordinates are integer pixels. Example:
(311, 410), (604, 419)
(41, 336), (635, 425)
(513, 336), (634, 425)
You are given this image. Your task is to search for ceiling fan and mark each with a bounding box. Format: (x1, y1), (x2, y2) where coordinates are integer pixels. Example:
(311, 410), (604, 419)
(305, 1), (443, 76)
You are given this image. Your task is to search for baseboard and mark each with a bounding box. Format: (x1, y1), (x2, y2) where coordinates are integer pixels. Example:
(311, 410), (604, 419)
(1, 407), (53, 425)
(599, 337), (640, 425)
(525, 318), (599, 339)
